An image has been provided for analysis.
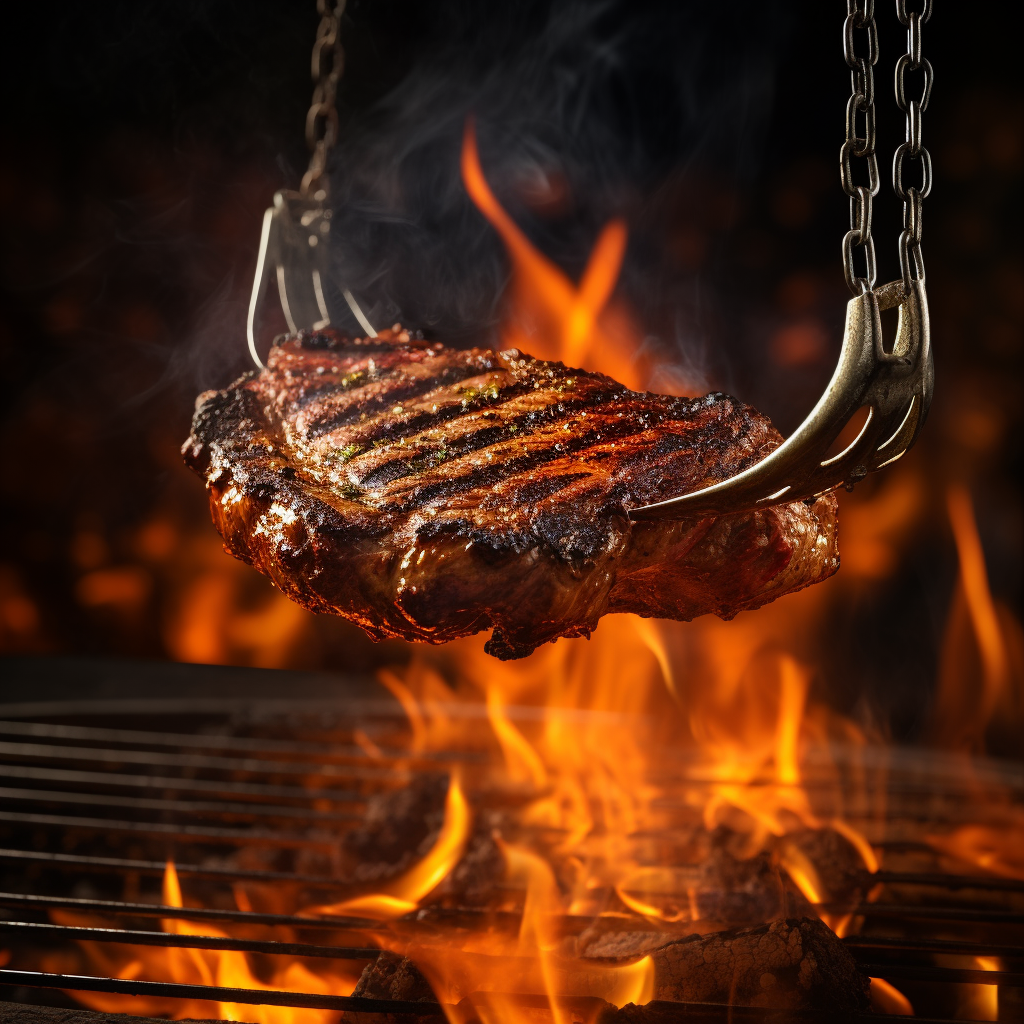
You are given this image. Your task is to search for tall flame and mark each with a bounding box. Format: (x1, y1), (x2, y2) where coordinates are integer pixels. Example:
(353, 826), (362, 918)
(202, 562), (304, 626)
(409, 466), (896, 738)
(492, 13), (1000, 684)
(461, 118), (644, 390)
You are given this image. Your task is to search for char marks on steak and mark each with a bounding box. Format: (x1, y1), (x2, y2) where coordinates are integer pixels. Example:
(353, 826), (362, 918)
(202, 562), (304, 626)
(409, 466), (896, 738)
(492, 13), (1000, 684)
(183, 328), (839, 659)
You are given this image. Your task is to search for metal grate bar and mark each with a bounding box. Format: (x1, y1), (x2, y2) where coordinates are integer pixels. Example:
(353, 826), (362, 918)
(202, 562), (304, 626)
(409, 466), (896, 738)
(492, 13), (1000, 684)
(0, 971), (990, 1024)
(0, 739), (410, 780)
(0, 718), (403, 760)
(859, 962), (1024, 986)
(0, 969), (443, 1016)
(11, 919), (1023, 989)
(844, 934), (1024, 958)
(0, 920), (380, 961)
(0, 810), (337, 848)
(0, 762), (364, 803)
(0, 891), (381, 931)
(0, 847), (341, 886)
(827, 902), (1024, 924)
(871, 869), (1024, 892)
(0, 785), (359, 823)
(0, 719), (478, 767)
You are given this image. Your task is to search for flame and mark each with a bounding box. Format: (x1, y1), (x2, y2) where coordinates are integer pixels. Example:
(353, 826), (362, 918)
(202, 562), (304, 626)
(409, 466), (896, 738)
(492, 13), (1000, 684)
(314, 771), (471, 920)
(462, 119), (646, 391)
(925, 486), (1024, 878)
(932, 485), (1014, 750)
(869, 976), (914, 1015)
(926, 821), (1024, 880)
(47, 859), (360, 1022)
(504, 842), (654, 1016)
(966, 956), (1000, 1021)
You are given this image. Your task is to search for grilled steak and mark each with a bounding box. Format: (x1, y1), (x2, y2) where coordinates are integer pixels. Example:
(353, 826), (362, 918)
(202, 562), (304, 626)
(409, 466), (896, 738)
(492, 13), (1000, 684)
(182, 328), (838, 659)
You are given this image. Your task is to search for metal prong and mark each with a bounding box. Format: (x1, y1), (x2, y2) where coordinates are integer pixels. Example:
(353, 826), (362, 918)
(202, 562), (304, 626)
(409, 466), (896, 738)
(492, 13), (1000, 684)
(630, 279), (932, 521)
(246, 207), (276, 370)
(343, 289), (378, 338)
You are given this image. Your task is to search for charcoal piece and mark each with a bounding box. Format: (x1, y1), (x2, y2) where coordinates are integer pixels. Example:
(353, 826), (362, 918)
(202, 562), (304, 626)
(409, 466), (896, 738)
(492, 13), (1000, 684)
(342, 775), (449, 884)
(693, 828), (785, 926)
(341, 950), (446, 1024)
(578, 926), (689, 959)
(442, 828), (506, 905)
(782, 828), (869, 907)
(183, 328), (839, 660)
(646, 917), (870, 1010)
(340, 777), (506, 904)
(351, 950), (438, 1002)
(0, 1002), (223, 1024)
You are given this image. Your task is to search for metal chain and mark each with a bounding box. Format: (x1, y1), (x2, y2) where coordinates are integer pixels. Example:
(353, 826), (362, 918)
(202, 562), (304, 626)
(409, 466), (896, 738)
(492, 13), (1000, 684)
(301, 0), (347, 197)
(841, 1), (933, 295)
(894, 0), (933, 289)
(841, 0), (880, 295)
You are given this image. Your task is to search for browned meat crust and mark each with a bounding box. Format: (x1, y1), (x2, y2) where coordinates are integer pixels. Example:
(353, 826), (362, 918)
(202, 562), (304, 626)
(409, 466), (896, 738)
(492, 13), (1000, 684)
(182, 328), (838, 659)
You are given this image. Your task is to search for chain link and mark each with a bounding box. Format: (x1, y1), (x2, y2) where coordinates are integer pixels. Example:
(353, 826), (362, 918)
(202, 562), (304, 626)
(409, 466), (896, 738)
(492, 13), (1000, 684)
(840, 1), (933, 295)
(301, 0), (347, 197)
(894, 0), (933, 289)
(841, 0), (880, 294)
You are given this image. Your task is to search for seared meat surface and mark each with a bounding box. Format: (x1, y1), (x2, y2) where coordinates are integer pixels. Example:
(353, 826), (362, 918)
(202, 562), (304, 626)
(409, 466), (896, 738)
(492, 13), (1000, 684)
(183, 328), (838, 659)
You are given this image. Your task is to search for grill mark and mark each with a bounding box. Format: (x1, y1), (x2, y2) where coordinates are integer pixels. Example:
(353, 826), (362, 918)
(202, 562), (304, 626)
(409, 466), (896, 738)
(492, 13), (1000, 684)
(352, 390), (732, 497)
(356, 425), (508, 489)
(302, 363), (498, 439)
(305, 377), (571, 454)
(378, 414), (695, 512)
(348, 389), (664, 489)
(284, 349), (497, 413)
(514, 472), (592, 503)
(347, 378), (642, 452)
(254, 339), (745, 520)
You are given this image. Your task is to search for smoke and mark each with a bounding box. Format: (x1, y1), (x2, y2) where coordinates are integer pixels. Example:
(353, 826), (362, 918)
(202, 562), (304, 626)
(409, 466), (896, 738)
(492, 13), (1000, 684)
(328, 0), (786, 361)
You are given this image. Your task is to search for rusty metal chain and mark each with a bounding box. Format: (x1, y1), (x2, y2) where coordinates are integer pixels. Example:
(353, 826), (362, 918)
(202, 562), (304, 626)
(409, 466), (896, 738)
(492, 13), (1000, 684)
(301, 0), (347, 197)
(841, 0), (880, 295)
(894, 0), (933, 289)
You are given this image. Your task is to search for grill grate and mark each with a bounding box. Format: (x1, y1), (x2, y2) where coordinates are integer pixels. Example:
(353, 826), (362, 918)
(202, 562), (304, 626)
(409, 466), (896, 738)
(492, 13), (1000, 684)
(1, 660), (1022, 1023)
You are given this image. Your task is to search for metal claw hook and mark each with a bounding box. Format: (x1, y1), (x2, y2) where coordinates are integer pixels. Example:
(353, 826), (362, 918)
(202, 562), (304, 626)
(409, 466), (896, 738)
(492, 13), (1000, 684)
(629, 278), (932, 521)
(246, 190), (376, 370)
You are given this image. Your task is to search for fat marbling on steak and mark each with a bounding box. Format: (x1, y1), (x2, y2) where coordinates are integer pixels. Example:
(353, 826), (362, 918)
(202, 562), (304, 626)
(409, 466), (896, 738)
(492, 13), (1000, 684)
(182, 328), (838, 659)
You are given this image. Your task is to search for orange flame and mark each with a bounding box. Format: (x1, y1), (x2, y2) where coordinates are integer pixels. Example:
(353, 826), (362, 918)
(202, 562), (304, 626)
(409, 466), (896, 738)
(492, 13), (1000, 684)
(462, 119), (646, 391)
(932, 485), (1014, 751)
(869, 976), (915, 1015)
(47, 859), (360, 1022)
(314, 771), (471, 920)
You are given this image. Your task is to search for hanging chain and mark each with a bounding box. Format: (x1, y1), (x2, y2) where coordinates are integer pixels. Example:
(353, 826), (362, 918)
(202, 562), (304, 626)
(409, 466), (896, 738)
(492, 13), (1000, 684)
(841, 1), (934, 296)
(301, 0), (347, 197)
(841, 0), (880, 295)
(894, 0), (933, 289)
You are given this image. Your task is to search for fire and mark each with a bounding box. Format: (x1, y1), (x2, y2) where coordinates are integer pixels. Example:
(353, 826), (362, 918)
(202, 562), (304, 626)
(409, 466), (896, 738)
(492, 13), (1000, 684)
(462, 119), (647, 391)
(313, 771), (471, 920)
(45, 860), (361, 1022)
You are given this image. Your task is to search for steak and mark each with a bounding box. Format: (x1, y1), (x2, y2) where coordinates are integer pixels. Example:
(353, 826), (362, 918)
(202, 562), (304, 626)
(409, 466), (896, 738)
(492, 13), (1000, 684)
(182, 328), (838, 659)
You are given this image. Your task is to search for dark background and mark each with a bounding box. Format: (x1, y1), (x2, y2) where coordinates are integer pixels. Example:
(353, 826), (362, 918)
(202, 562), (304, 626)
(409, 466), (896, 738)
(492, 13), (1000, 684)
(0, 1), (1019, 753)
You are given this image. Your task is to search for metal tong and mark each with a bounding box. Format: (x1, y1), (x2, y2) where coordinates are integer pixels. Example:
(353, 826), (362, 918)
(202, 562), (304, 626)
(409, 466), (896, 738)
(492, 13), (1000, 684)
(630, 278), (932, 520)
(247, 190), (376, 369)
